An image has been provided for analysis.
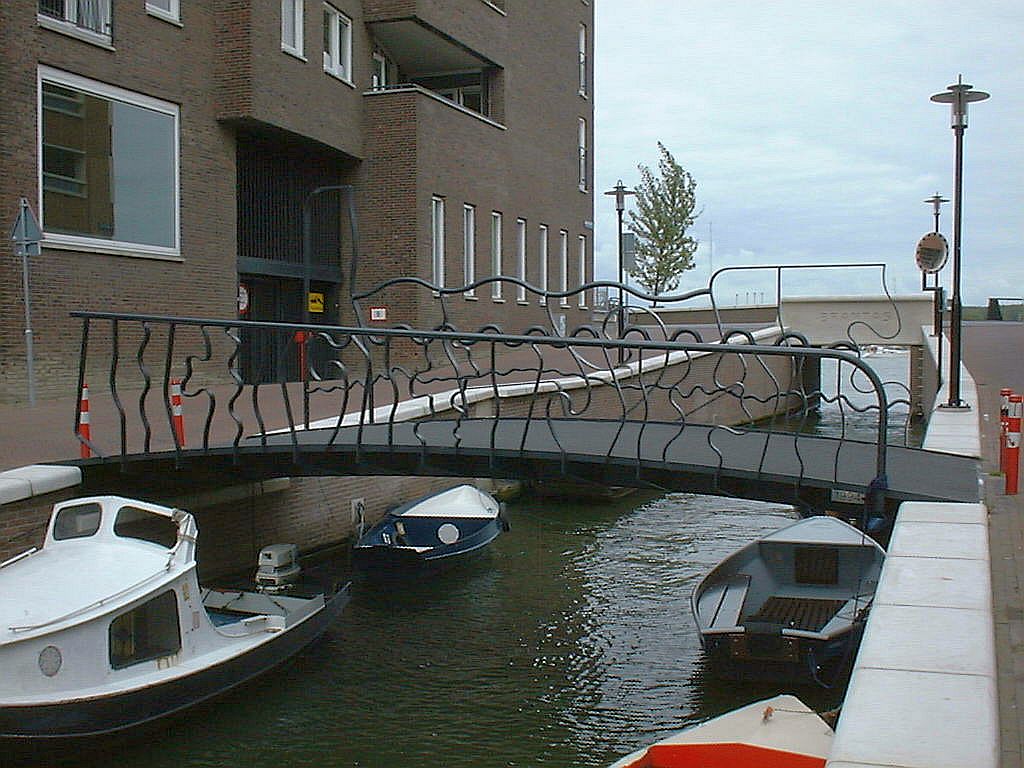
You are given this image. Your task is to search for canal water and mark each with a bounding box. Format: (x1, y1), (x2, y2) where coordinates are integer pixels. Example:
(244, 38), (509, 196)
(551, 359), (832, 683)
(67, 353), (910, 768)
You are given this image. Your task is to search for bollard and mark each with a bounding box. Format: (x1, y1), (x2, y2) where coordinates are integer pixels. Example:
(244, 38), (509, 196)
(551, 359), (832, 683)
(78, 382), (91, 459)
(1000, 388), (1013, 473)
(1006, 394), (1021, 495)
(170, 378), (186, 447)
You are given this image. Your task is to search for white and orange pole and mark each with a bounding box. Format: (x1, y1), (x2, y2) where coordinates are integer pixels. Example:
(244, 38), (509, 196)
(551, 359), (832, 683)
(1006, 394), (1021, 496)
(1000, 388), (1013, 473)
(170, 378), (186, 447)
(78, 382), (91, 459)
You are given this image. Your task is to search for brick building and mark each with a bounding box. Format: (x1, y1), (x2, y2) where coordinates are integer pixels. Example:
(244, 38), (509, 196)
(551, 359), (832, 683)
(0, 0), (595, 402)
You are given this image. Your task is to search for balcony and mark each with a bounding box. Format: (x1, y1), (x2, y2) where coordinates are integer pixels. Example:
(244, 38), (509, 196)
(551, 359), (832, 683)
(364, 0), (507, 71)
(38, 0), (112, 46)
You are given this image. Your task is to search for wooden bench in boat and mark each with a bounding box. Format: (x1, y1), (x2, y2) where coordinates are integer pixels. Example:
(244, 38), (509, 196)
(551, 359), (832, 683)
(705, 574), (751, 632)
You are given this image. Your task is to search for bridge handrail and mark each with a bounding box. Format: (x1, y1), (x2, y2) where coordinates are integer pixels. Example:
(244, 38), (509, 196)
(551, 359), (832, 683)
(69, 311), (892, 519)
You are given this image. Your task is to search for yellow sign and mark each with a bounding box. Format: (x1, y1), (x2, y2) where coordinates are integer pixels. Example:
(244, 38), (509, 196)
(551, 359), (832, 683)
(308, 292), (325, 313)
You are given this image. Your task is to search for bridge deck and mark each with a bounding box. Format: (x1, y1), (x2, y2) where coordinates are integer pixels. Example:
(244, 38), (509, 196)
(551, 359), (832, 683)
(74, 419), (979, 508)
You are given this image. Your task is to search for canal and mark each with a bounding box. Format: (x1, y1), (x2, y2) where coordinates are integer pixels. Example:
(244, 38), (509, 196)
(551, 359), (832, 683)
(66, 353), (910, 767)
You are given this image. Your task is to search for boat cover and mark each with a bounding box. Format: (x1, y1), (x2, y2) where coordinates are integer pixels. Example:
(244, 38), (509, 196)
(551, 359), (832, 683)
(394, 485), (500, 519)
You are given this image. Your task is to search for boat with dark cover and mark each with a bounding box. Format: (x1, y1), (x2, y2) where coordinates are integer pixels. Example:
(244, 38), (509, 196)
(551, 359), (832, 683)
(352, 484), (508, 578)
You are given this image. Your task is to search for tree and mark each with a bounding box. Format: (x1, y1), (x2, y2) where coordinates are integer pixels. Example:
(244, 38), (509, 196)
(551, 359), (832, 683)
(627, 143), (700, 302)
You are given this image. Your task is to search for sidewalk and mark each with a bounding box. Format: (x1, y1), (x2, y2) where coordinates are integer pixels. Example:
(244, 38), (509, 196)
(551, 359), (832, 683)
(963, 322), (1024, 767)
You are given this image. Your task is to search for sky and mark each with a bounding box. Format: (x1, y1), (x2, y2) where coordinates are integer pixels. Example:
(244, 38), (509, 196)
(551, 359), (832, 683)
(593, 1), (1023, 307)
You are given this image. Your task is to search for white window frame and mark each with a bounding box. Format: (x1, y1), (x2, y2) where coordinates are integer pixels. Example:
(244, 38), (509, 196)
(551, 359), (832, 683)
(578, 117), (587, 192)
(463, 204), (476, 296)
(578, 23), (587, 97)
(281, 0), (304, 58)
(146, 0), (181, 25)
(322, 3), (353, 84)
(431, 196), (446, 289)
(491, 211), (503, 300)
(516, 218), (527, 303)
(558, 230), (569, 306)
(37, 65), (181, 260)
(578, 235), (588, 308)
(538, 224), (549, 305)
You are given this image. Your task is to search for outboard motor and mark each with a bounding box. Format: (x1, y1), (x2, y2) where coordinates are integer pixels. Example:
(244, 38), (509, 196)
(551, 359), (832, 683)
(255, 543), (301, 593)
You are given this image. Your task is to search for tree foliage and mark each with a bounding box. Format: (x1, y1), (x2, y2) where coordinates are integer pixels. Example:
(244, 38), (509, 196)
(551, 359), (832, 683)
(627, 143), (700, 301)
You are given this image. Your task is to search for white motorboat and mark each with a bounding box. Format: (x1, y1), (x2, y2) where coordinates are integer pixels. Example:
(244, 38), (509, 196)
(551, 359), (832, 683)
(0, 495), (349, 740)
(691, 515), (884, 682)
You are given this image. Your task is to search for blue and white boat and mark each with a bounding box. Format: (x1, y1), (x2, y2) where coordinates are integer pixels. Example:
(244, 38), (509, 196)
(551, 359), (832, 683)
(352, 484), (508, 578)
(0, 496), (349, 740)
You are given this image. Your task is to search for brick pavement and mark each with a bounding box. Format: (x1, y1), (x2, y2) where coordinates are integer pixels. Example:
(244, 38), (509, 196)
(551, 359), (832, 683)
(963, 322), (1024, 768)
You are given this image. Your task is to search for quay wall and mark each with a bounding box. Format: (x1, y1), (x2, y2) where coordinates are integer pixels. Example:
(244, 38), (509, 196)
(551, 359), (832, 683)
(827, 326), (994, 768)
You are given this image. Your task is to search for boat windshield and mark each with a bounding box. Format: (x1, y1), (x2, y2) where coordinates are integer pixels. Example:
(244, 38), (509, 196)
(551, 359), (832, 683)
(52, 502), (102, 540)
(114, 505), (179, 548)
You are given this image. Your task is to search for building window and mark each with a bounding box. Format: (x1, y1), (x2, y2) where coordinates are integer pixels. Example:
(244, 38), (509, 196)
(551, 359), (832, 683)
(372, 52), (388, 89)
(559, 230), (569, 306)
(538, 224), (549, 305)
(578, 235), (587, 307)
(578, 24), (587, 96)
(38, 0), (112, 41)
(109, 591), (181, 670)
(146, 0), (179, 23)
(322, 4), (352, 83)
(39, 67), (180, 257)
(578, 118), (587, 192)
(281, 0), (304, 57)
(463, 204), (476, 295)
(516, 218), (527, 302)
(431, 196), (446, 288)
(414, 72), (488, 116)
(491, 212), (503, 299)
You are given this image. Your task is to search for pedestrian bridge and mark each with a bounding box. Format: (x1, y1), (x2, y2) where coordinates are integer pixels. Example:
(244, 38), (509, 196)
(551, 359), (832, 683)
(66, 307), (979, 522)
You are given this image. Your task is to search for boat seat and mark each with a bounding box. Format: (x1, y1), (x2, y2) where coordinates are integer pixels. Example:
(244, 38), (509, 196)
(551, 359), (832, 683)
(709, 574), (751, 630)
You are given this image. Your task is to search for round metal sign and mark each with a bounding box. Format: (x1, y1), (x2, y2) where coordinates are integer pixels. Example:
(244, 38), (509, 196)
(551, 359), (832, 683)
(915, 232), (949, 273)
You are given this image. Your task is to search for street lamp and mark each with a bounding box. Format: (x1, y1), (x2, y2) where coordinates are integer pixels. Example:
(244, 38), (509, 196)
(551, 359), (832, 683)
(604, 180), (635, 363)
(920, 193), (949, 390)
(931, 76), (989, 409)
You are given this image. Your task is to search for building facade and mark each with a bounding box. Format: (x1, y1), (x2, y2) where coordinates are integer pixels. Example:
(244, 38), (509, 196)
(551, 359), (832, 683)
(0, 0), (595, 402)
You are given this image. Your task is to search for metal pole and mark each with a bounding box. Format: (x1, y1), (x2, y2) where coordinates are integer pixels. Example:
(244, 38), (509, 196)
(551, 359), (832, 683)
(617, 206), (624, 364)
(20, 246), (35, 405)
(948, 121), (965, 407)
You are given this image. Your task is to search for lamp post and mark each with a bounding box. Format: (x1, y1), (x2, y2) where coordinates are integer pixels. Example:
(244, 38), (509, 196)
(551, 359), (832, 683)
(604, 180), (635, 363)
(921, 194), (949, 390)
(931, 76), (989, 409)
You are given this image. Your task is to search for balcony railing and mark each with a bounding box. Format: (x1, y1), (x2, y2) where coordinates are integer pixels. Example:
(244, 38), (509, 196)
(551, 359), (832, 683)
(39, 0), (112, 38)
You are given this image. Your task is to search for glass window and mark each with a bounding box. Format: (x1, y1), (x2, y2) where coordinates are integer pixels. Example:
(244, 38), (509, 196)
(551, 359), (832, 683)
(52, 502), (102, 540)
(491, 212), (503, 299)
(372, 52), (387, 89)
(578, 235), (587, 307)
(516, 218), (527, 302)
(559, 230), (569, 306)
(463, 204), (476, 294)
(38, 0), (112, 38)
(109, 591), (181, 670)
(578, 24), (587, 96)
(281, 0), (303, 56)
(40, 70), (179, 255)
(114, 506), (178, 549)
(431, 196), (445, 288)
(322, 4), (352, 82)
(578, 118), (587, 191)
(146, 0), (179, 22)
(538, 224), (548, 305)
